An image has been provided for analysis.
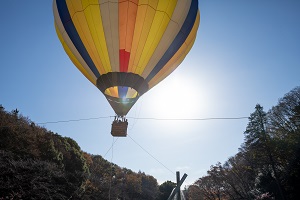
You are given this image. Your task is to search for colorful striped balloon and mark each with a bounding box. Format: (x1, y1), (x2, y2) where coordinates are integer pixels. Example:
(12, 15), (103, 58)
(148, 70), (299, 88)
(53, 0), (200, 116)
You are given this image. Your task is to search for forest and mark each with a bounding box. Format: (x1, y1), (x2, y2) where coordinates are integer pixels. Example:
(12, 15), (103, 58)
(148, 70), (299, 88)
(1, 86), (299, 200)
(186, 86), (300, 200)
(0, 106), (173, 199)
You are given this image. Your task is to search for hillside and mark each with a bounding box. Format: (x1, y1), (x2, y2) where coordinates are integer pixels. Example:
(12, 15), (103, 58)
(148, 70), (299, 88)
(0, 106), (163, 199)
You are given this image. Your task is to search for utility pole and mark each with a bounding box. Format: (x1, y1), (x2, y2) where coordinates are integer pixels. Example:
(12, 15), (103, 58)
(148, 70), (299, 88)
(176, 172), (181, 200)
(167, 171), (187, 200)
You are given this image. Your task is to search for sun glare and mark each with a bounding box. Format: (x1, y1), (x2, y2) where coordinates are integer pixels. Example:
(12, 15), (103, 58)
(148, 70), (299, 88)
(144, 73), (201, 119)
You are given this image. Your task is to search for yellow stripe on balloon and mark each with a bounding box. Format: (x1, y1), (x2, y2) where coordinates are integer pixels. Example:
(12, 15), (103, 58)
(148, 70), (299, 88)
(81, 1), (112, 74)
(104, 89), (112, 96)
(141, 0), (192, 78)
(55, 24), (97, 85)
(65, 0), (106, 75)
(100, 0), (119, 72)
(136, 0), (177, 75)
(148, 11), (200, 89)
(105, 87), (118, 98)
(128, 0), (159, 74)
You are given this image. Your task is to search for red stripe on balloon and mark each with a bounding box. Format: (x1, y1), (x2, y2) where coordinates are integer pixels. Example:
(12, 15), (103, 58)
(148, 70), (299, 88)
(119, 49), (130, 72)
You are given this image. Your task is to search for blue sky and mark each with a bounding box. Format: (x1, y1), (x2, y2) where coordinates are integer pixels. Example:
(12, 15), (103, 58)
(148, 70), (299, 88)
(1, 0), (300, 186)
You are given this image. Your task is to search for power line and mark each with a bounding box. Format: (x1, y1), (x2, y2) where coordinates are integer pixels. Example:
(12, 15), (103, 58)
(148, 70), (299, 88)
(36, 116), (248, 125)
(127, 116), (249, 121)
(36, 116), (111, 124)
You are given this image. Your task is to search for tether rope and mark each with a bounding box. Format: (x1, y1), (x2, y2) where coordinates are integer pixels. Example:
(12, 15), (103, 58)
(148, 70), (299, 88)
(127, 134), (175, 175)
(108, 137), (115, 200)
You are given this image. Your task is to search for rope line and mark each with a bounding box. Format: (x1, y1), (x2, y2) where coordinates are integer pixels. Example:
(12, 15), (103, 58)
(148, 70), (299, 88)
(108, 137), (115, 200)
(104, 137), (119, 158)
(36, 116), (248, 125)
(128, 99), (144, 130)
(127, 134), (175, 175)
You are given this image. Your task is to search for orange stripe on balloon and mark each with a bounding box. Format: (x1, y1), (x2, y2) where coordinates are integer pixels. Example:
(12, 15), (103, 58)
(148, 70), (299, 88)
(119, 0), (138, 72)
(124, 0), (138, 52)
(119, 0), (128, 50)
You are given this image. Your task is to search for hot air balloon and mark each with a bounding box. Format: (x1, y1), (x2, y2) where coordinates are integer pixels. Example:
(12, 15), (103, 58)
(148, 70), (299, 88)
(53, 0), (200, 136)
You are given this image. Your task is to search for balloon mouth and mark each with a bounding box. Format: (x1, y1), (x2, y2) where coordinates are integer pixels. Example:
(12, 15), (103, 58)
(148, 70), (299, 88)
(96, 72), (149, 96)
(97, 72), (149, 116)
(104, 86), (138, 99)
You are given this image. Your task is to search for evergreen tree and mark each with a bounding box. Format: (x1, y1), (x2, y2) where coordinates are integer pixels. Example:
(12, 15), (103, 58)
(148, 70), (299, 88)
(243, 104), (286, 199)
(157, 181), (176, 200)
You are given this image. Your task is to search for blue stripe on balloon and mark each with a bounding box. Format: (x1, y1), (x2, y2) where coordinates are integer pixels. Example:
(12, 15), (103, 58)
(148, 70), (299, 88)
(145, 0), (198, 82)
(118, 87), (129, 98)
(56, 0), (100, 77)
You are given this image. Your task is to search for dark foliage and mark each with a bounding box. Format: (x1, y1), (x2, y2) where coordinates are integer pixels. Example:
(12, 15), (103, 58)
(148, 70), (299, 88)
(187, 86), (300, 200)
(0, 105), (160, 199)
(156, 181), (176, 200)
(0, 150), (80, 199)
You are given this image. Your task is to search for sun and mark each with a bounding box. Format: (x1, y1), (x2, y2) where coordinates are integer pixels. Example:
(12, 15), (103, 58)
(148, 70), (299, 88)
(142, 72), (201, 119)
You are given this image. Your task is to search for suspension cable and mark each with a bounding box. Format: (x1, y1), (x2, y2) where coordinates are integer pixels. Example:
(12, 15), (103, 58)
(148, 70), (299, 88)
(36, 116), (248, 125)
(108, 137), (115, 200)
(127, 134), (175, 175)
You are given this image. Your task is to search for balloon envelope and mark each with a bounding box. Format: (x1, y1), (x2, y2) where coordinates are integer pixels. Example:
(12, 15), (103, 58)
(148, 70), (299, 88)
(53, 0), (200, 116)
